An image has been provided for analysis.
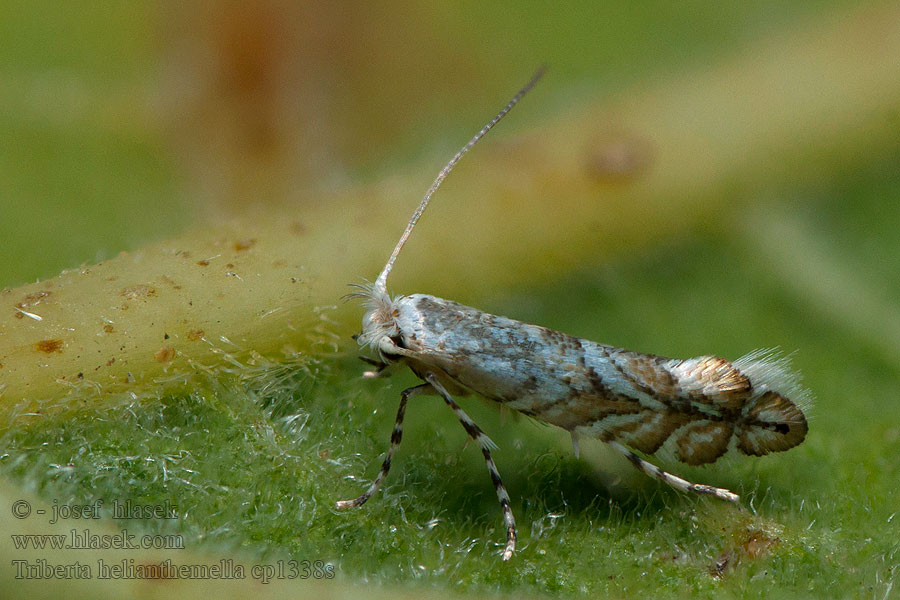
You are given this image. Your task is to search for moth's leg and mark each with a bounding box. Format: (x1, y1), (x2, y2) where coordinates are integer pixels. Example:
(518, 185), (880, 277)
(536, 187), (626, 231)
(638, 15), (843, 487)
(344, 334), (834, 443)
(358, 355), (394, 379)
(425, 373), (517, 561)
(607, 441), (741, 505)
(570, 431), (581, 458)
(335, 383), (431, 510)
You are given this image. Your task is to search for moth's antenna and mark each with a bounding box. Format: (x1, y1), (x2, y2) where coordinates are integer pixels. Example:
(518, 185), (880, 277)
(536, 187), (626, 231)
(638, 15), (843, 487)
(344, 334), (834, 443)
(373, 67), (545, 292)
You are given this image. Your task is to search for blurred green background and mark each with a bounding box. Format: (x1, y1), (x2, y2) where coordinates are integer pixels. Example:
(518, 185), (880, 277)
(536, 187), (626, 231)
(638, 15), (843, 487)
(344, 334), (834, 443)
(1, 2), (898, 598)
(1, 0), (885, 287)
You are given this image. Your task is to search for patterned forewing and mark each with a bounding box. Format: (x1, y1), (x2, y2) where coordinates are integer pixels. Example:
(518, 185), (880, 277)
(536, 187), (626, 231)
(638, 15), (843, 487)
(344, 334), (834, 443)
(397, 294), (806, 465)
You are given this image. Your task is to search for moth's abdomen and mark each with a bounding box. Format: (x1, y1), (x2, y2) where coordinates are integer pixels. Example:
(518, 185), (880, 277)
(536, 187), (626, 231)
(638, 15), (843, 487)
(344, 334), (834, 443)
(394, 294), (808, 466)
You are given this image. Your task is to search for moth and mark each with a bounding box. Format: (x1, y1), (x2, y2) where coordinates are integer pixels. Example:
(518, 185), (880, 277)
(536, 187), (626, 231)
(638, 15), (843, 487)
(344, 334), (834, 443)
(336, 69), (809, 561)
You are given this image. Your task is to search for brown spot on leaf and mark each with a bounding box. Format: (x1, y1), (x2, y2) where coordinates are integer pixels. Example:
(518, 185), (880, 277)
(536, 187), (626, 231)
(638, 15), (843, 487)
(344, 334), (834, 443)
(234, 238), (256, 252)
(158, 275), (182, 289)
(16, 290), (51, 309)
(711, 528), (780, 578)
(290, 221), (306, 235)
(154, 346), (176, 363)
(103, 324), (115, 334)
(120, 284), (157, 300)
(711, 554), (730, 577)
(196, 260), (210, 266)
(187, 329), (204, 341)
(35, 339), (64, 354)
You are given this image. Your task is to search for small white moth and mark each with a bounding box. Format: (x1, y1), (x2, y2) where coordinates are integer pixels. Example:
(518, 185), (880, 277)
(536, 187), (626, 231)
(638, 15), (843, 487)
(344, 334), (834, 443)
(336, 69), (809, 561)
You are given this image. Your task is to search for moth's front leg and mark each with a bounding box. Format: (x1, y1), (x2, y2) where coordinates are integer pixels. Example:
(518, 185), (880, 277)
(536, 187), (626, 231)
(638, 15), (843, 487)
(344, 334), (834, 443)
(424, 373), (518, 562)
(357, 355), (395, 379)
(335, 383), (431, 509)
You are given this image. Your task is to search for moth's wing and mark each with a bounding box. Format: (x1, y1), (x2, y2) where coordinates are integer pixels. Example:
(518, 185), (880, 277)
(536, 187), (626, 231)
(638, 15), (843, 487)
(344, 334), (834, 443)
(728, 351), (809, 456)
(603, 352), (808, 465)
(734, 390), (808, 456)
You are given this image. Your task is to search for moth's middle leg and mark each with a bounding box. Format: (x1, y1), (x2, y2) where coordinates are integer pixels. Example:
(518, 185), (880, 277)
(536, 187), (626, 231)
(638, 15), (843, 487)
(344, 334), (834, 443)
(424, 373), (518, 561)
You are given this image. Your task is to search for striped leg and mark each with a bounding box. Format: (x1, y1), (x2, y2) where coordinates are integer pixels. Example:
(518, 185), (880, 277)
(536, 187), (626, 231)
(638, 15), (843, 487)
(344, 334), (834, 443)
(425, 373), (517, 561)
(336, 383), (431, 510)
(608, 441), (741, 504)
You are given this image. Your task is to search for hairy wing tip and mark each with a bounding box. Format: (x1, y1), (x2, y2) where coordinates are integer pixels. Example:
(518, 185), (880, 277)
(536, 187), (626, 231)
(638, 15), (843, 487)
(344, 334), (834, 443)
(733, 348), (813, 415)
(732, 349), (810, 456)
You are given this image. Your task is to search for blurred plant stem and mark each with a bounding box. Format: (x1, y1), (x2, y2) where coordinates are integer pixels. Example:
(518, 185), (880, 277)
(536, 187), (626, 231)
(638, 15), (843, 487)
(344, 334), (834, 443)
(2, 2), (900, 420)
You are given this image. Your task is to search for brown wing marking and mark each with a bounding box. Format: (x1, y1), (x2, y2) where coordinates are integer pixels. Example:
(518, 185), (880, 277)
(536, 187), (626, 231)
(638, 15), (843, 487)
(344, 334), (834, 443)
(671, 420), (734, 465)
(737, 391), (808, 456)
(536, 396), (643, 431)
(603, 410), (693, 455)
(665, 356), (751, 410)
(614, 353), (751, 412)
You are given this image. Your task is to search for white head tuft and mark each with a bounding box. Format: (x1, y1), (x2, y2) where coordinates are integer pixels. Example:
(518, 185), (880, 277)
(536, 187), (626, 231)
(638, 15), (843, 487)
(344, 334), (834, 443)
(348, 282), (399, 353)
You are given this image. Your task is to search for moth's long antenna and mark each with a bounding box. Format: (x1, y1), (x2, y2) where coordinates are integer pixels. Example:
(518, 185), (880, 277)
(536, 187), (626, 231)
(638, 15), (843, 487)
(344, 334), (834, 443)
(373, 67), (545, 292)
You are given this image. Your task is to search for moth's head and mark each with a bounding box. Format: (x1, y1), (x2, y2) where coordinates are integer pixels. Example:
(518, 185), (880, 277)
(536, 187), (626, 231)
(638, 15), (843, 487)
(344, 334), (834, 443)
(347, 281), (400, 353)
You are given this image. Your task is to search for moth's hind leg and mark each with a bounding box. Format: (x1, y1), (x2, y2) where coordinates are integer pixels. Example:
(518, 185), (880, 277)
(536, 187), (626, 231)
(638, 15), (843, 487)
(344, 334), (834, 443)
(608, 441), (742, 505)
(424, 373), (518, 561)
(336, 383), (431, 510)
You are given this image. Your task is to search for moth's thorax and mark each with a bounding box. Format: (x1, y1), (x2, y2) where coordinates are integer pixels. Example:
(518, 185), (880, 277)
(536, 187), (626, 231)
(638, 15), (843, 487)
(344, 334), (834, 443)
(393, 294), (467, 351)
(392, 294), (516, 357)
